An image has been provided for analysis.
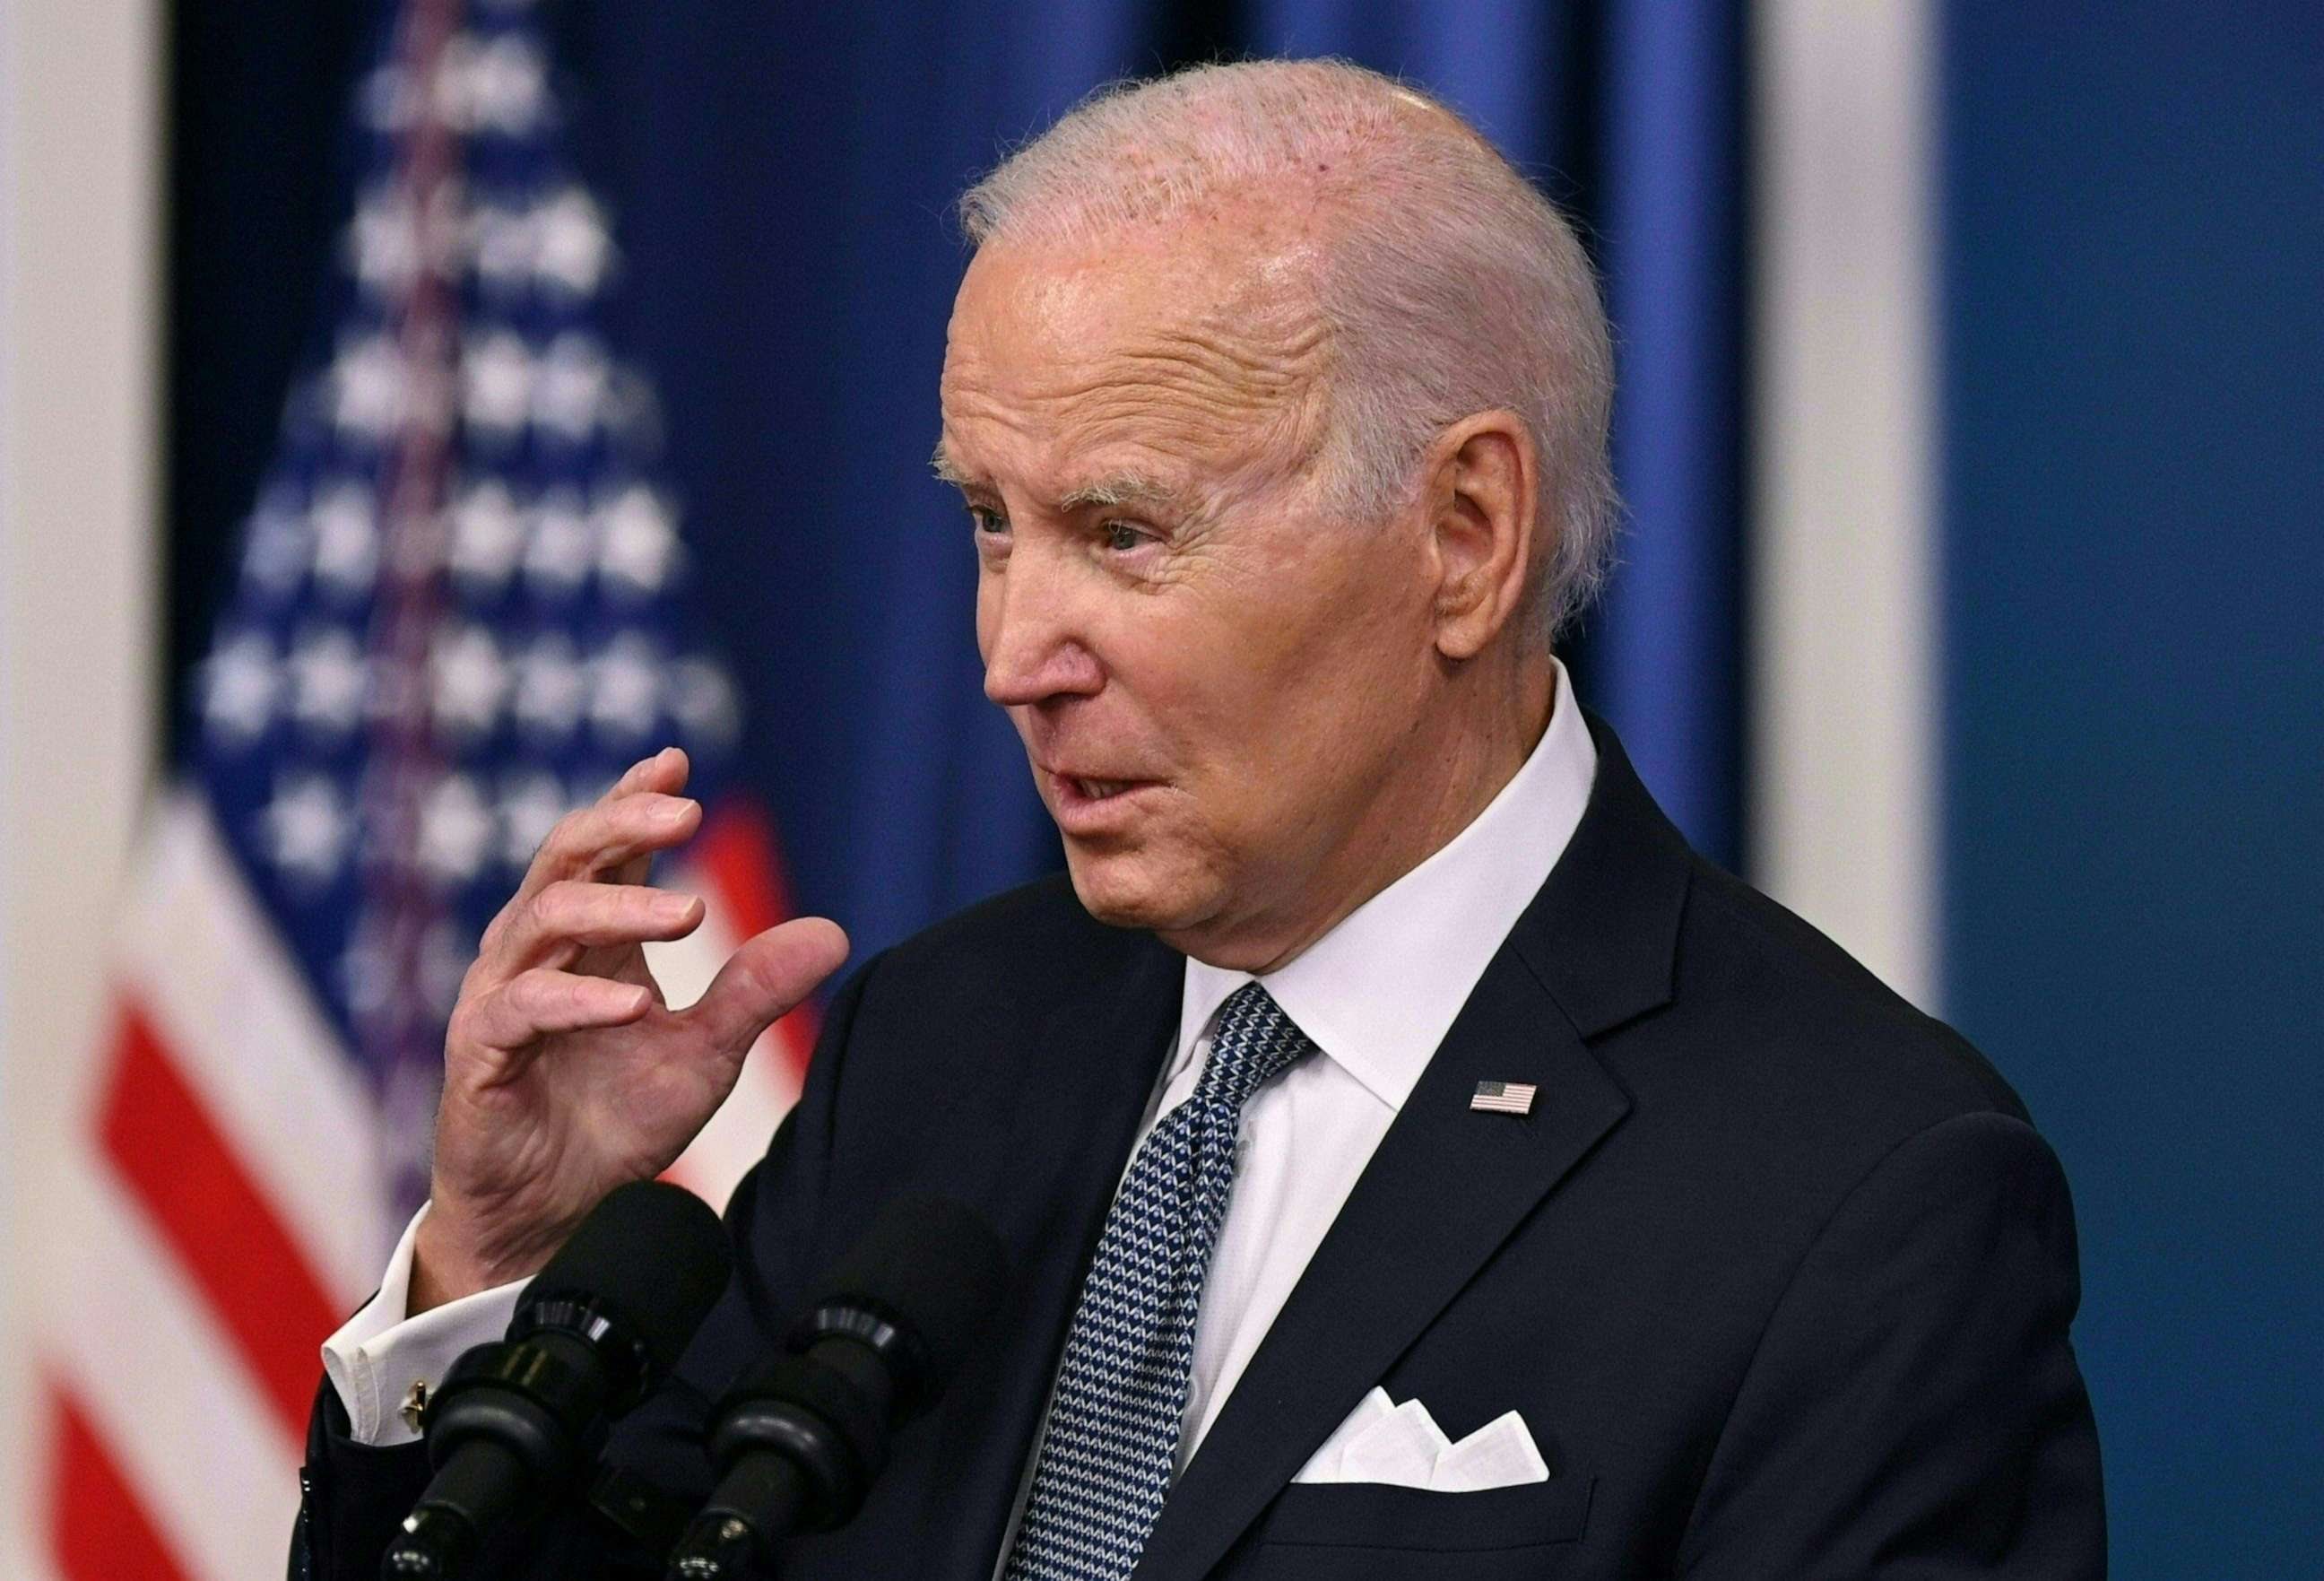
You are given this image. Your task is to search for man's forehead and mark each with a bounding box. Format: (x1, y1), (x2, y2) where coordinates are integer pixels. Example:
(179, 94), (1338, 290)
(938, 230), (1331, 499)
(944, 216), (1325, 373)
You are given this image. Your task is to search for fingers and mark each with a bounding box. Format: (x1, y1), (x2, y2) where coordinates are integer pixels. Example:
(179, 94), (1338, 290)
(501, 776), (701, 921)
(684, 917), (851, 1054)
(454, 968), (655, 1054)
(602, 745), (690, 804)
(488, 879), (706, 974)
(600, 746), (689, 889)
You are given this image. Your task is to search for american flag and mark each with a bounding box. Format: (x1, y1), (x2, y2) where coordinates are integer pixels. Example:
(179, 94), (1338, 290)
(33, 2), (813, 1575)
(1468, 1081), (1539, 1116)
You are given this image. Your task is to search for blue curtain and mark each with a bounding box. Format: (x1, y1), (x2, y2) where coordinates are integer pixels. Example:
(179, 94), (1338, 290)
(1591, 2), (1746, 869)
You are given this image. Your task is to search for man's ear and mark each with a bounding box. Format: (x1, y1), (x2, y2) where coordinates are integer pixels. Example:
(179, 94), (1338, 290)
(1422, 411), (1538, 661)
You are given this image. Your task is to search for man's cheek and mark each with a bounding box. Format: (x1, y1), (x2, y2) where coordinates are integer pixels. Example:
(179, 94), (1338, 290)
(973, 579), (1003, 667)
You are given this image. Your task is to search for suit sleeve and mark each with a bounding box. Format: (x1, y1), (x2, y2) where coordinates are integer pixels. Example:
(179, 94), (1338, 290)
(290, 953), (882, 1581)
(1676, 1109), (2106, 1579)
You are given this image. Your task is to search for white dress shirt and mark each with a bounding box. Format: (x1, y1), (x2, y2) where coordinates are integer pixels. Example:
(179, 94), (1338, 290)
(324, 659), (1597, 1492)
(984, 658), (1595, 1568)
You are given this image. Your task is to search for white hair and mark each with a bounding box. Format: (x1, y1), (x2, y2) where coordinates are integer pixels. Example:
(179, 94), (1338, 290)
(958, 58), (1618, 640)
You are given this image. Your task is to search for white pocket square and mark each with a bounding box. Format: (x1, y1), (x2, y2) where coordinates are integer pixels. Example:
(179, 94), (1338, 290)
(1292, 1387), (1550, 1490)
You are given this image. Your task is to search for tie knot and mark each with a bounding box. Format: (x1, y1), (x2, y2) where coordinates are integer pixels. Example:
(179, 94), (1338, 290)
(1195, 982), (1317, 1111)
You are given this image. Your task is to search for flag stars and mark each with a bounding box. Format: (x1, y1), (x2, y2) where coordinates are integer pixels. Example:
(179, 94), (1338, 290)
(242, 490), (311, 599)
(666, 657), (742, 747)
(430, 625), (507, 739)
(359, 63), (413, 134)
(309, 482), (383, 599)
(512, 634), (585, 738)
(330, 334), (406, 441)
(201, 632), (282, 745)
(348, 189), (419, 296)
(450, 479), (528, 590)
(197, 11), (744, 1089)
(354, 30), (549, 139)
(419, 920), (475, 1016)
(533, 188), (614, 297)
(532, 332), (612, 441)
(419, 772), (496, 884)
(341, 921), (396, 1023)
(360, 30), (552, 139)
(470, 204), (538, 294)
(596, 485), (681, 595)
(261, 773), (352, 885)
(453, 34), (550, 136)
(496, 773), (568, 871)
(186, 0), (761, 1221)
(461, 331), (534, 441)
(287, 627), (369, 737)
(524, 490), (596, 597)
(589, 634), (664, 743)
(466, 187), (615, 301)
(343, 915), (474, 1025)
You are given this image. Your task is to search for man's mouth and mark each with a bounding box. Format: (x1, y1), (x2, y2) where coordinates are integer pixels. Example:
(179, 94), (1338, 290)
(1045, 769), (1158, 827)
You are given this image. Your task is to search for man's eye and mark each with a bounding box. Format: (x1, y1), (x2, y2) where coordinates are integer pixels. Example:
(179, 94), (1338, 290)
(1103, 520), (1152, 552)
(968, 506), (1008, 536)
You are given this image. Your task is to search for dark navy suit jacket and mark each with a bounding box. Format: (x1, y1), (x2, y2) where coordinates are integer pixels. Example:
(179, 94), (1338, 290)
(297, 720), (2105, 1578)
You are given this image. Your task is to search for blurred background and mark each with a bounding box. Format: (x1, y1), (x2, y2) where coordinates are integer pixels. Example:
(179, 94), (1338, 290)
(0, 0), (2315, 1576)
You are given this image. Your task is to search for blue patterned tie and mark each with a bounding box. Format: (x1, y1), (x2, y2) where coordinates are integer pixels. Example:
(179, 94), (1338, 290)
(1002, 982), (1319, 1581)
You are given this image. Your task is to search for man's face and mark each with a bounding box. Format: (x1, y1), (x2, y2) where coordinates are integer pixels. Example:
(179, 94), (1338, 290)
(937, 221), (1441, 966)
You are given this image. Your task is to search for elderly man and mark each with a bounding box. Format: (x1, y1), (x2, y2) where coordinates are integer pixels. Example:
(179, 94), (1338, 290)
(299, 60), (2103, 1580)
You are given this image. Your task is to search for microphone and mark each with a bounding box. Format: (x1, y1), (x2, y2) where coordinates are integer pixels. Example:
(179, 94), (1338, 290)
(382, 1180), (733, 1579)
(664, 1193), (1008, 1579)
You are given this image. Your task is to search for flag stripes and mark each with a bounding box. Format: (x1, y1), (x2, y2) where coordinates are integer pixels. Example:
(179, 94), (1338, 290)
(98, 1002), (341, 1443)
(696, 798), (815, 955)
(42, 1145), (303, 1580)
(46, 1384), (191, 1581)
(108, 796), (393, 1300)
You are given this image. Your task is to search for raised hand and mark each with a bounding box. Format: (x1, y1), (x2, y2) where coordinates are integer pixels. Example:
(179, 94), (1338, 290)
(410, 747), (849, 1312)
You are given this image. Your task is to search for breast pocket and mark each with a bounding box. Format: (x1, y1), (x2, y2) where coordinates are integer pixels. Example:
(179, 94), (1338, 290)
(1235, 1476), (1595, 1581)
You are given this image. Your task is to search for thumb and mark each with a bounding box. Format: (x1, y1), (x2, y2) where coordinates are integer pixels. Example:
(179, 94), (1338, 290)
(686, 916), (850, 1053)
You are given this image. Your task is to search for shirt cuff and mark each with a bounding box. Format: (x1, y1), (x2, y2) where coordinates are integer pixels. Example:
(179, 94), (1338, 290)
(319, 1203), (527, 1446)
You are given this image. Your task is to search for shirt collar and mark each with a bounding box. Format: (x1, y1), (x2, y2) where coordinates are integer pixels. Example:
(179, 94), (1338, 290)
(1175, 657), (1599, 1111)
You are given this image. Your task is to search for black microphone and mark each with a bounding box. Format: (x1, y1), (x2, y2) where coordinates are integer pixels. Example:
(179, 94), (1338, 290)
(382, 1180), (733, 1579)
(664, 1193), (1008, 1579)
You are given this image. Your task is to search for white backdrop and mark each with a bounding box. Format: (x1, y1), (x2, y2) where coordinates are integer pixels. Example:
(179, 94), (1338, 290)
(0, 0), (163, 1575)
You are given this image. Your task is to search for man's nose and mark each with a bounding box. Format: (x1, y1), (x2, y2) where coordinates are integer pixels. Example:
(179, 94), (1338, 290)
(981, 552), (1104, 708)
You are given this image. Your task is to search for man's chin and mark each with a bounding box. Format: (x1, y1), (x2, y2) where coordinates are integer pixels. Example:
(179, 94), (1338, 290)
(1062, 849), (1203, 934)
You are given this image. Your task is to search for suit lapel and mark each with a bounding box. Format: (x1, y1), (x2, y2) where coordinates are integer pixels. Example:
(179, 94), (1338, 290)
(928, 931), (1185, 1581)
(1128, 949), (1628, 1581)
(1130, 717), (1691, 1581)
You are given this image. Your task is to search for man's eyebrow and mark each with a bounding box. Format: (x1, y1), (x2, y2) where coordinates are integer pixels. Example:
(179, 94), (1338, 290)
(930, 446), (1184, 514)
(929, 441), (975, 489)
(1056, 471), (1182, 512)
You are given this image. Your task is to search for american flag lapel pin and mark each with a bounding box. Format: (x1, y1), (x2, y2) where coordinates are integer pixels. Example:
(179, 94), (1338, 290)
(1470, 1081), (1538, 1116)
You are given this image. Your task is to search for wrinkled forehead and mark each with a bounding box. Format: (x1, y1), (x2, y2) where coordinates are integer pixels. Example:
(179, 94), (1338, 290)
(937, 222), (1331, 497)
